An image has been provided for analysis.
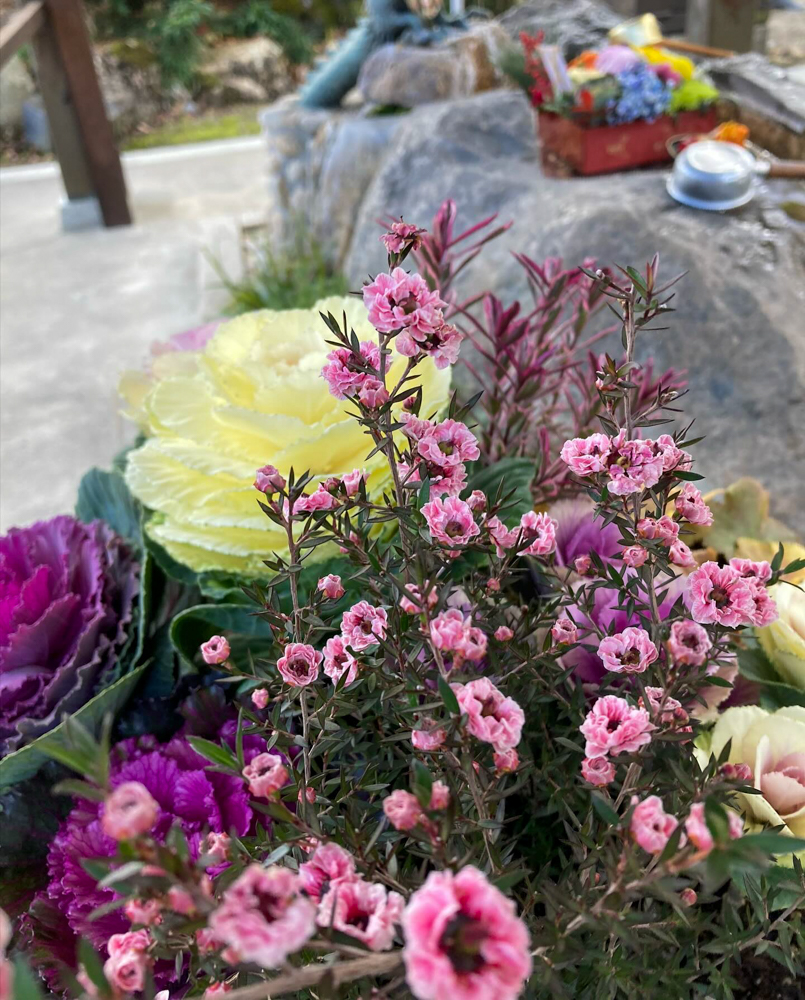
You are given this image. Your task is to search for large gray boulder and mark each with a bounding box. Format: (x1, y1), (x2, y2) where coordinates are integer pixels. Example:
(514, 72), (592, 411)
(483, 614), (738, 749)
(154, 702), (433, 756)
(344, 90), (805, 534)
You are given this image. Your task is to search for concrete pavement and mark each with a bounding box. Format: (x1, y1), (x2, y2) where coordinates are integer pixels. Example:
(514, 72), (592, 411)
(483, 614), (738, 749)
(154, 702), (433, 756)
(0, 136), (267, 531)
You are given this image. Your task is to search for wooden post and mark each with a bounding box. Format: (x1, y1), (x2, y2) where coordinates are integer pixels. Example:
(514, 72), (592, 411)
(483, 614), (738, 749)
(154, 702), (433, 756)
(39, 0), (132, 226)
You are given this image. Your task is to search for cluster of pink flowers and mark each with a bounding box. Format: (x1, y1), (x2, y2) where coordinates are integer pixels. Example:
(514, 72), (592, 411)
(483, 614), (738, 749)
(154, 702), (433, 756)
(688, 559), (777, 628)
(101, 930), (153, 994)
(430, 608), (487, 664)
(402, 866), (532, 1000)
(634, 514), (695, 567)
(321, 340), (382, 402)
(685, 802), (743, 853)
(383, 782), (451, 833)
(487, 511), (557, 558)
(580, 695), (655, 782)
(631, 797), (743, 856)
(209, 865), (316, 968)
(283, 470), (367, 515)
(242, 752), (289, 799)
(452, 677), (524, 751)
(560, 431), (690, 496)
(597, 627), (658, 674)
(363, 268), (462, 368)
(400, 582), (439, 615)
(301, 842), (404, 951)
(277, 642), (323, 687)
(400, 414), (478, 499)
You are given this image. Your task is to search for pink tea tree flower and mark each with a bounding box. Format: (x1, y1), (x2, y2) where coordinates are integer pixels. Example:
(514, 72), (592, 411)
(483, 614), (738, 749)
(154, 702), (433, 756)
(422, 497), (480, 548)
(101, 782), (159, 841)
(321, 341), (381, 399)
(493, 748), (519, 774)
(363, 268), (446, 337)
(201, 635), (230, 665)
(560, 434), (612, 476)
(674, 483), (713, 526)
(581, 756), (616, 786)
(242, 753), (289, 799)
(429, 781), (451, 810)
(317, 574), (345, 600)
(382, 219), (425, 255)
(299, 842), (357, 903)
(318, 879), (404, 951)
(430, 609), (487, 663)
(552, 617), (578, 644)
(417, 419), (480, 469)
(667, 620), (712, 667)
(384, 790), (424, 831)
(636, 516), (679, 545)
(597, 627), (659, 674)
(452, 678), (524, 750)
(412, 724), (447, 751)
(606, 431), (665, 495)
(580, 695), (655, 758)
(254, 464), (286, 495)
(322, 635), (359, 686)
(402, 866), (532, 1000)
(622, 544), (648, 568)
(276, 643), (322, 686)
(517, 511), (557, 556)
(688, 561), (773, 628)
(209, 865), (316, 969)
(251, 688), (269, 710)
(685, 802), (743, 854)
(669, 540), (696, 568)
(103, 929), (152, 994)
(341, 601), (388, 650)
(630, 796), (680, 854)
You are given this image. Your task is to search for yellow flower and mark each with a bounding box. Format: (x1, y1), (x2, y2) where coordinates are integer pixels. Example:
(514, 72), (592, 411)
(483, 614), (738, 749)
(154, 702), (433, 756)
(705, 706), (805, 854)
(758, 583), (805, 691)
(121, 297), (451, 576)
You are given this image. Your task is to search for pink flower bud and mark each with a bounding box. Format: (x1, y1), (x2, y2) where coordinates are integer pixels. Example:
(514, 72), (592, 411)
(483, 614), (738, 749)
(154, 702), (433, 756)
(317, 574), (345, 600)
(251, 688), (269, 710)
(205, 832), (231, 863)
(242, 753), (289, 799)
(680, 888), (697, 906)
(102, 782), (159, 840)
(201, 635), (230, 665)
(486, 577), (501, 593)
(494, 625), (514, 642)
(254, 464), (286, 494)
(429, 781), (451, 810)
(551, 616), (578, 645)
(493, 748), (519, 774)
(298, 786), (316, 804)
(383, 789), (423, 831)
(621, 544), (647, 568)
(574, 554), (592, 576)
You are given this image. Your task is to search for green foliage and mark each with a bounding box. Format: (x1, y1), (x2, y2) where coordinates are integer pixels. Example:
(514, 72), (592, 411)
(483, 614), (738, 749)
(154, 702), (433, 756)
(219, 0), (313, 65)
(212, 225), (349, 316)
(88, 0), (317, 87)
(75, 467), (142, 544)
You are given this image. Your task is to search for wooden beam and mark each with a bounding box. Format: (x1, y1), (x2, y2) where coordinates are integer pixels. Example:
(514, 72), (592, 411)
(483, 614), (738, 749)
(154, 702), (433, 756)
(43, 0), (132, 227)
(0, 1), (46, 71)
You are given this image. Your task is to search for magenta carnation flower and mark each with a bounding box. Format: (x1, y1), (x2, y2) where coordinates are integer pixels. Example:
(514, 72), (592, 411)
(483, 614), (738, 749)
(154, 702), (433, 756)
(0, 516), (139, 756)
(25, 722), (264, 981)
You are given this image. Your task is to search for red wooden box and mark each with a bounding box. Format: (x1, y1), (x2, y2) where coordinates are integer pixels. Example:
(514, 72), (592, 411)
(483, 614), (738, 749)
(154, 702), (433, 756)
(537, 109), (719, 177)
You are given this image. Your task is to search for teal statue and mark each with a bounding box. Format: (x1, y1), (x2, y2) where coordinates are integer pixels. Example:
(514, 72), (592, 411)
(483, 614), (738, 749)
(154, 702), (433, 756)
(299, 0), (486, 109)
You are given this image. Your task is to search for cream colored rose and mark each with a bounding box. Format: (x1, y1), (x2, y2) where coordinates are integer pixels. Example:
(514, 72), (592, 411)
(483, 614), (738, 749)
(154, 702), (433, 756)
(758, 584), (805, 691)
(121, 297), (451, 576)
(707, 706), (805, 848)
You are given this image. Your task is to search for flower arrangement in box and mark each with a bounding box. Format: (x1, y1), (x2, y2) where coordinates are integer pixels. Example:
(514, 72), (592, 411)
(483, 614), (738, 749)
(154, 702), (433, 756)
(516, 32), (720, 176)
(2, 203), (805, 1000)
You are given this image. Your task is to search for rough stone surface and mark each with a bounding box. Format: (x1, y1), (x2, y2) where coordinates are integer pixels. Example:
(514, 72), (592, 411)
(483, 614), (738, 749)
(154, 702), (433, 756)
(0, 54), (36, 133)
(208, 75), (269, 106)
(497, 0), (618, 54)
(262, 97), (405, 266)
(200, 37), (294, 105)
(95, 42), (172, 133)
(357, 24), (510, 107)
(344, 90), (805, 535)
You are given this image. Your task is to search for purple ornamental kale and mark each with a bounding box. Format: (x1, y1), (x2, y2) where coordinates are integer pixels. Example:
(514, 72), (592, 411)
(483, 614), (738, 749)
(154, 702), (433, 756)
(0, 516), (139, 755)
(25, 722), (267, 984)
